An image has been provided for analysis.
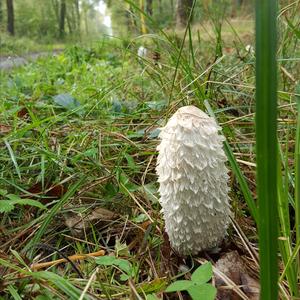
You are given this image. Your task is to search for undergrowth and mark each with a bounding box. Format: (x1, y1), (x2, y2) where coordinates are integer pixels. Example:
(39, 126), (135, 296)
(0, 3), (300, 299)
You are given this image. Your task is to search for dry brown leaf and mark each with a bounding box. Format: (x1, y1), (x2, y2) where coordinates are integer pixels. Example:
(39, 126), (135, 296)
(0, 124), (12, 134)
(65, 207), (118, 237)
(26, 182), (67, 204)
(17, 107), (30, 118)
(241, 273), (260, 300)
(215, 251), (260, 300)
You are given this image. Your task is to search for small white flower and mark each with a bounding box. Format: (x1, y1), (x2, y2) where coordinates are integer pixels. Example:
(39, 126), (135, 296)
(137, 46), (147, 60)
(156, 106), (231, 255)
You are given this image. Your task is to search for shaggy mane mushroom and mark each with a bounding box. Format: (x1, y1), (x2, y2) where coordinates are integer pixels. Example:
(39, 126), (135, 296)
(156, 105), (231, 255)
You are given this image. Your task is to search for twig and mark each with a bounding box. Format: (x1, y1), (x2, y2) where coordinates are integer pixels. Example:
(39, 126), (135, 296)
(31, 249), (105, 271)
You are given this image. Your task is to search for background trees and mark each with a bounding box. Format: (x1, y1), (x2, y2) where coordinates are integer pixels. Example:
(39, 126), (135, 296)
(0, 0), (253, 42)
(176, 0), (193, 28)
(6, 0), (14, 35)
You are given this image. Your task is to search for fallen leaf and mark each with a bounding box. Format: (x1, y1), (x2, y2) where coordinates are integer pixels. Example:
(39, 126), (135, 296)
(215, 251), (260, 300)
(241, 273), (260, 300)
(26, 182), (67, 205)
(65, 207), (118, 237)
(17, 107), (29, 118)
(0, 124), (12, 134)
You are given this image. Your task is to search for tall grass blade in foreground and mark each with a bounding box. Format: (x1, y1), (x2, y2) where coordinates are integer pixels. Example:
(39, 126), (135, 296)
(295, 84), (300, 254)
(255, 1), (278, 299)
(204, 100), (258, 224)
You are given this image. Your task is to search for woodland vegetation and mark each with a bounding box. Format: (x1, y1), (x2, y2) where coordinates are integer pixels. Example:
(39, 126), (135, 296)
(0, 0), (300, 299)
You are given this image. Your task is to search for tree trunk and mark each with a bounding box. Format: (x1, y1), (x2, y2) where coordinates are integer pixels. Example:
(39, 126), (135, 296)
(0, 0), (3, 23)
(74, 0), (80, 34)
(170, 0), (174, 12)
(158, 0), (162, 14)
(175, 0), (193, 28)
(6, 0), (14, 35)
(66, 13), (73, 34)
(84, 9), (88, 34)
(59, 0), (66, 38)
(146, 0), (153, 16)
(139, 0), (147, 34)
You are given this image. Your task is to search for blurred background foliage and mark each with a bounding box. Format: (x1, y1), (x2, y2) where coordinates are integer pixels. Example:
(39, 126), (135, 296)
(0, 0), (255, 53)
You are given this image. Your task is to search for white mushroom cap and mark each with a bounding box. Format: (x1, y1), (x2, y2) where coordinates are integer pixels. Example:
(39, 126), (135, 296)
(156, 106), (231, 255)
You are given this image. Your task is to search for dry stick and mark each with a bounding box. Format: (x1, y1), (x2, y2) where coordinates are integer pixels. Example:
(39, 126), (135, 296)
(31, 250), (105, 271)
(230, 216), (259, 267)
(231, 218), (291, 298)
(79, 267), (99, 300)
(141, 154), (154, 186)
(128, 279), (143, 300)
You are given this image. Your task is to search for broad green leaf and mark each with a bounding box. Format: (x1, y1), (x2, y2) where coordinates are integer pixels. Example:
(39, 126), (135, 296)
(0, 197), (46, 213)
(13, 198), (46, 209)
(0, 200), (15, 213)
(53, 94), (81, 110)
(95, 255), (117, 266)
(146, 294), (160, 300)
(0, 189), (8, 196)
(114, 259), (132, 274)
(191, 262), (213, 284)
(187, 284), (217, 300)
(165, 280), (193, 292)
(118, 172), (139, 192)
(138, 278), (167, 294)
(6, 194), (22, 201)
(115, 239), (130, 256)
(132, 213), (148, 223)
(120, 273), (130, 281)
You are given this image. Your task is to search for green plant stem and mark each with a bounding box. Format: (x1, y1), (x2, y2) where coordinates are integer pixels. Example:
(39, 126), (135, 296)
(204, 100), (258, 224)
(295, 84), (300, 270)
(255, 1), (279, 299)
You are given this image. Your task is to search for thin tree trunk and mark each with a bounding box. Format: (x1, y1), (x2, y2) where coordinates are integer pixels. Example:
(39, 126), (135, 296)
(84, 9), (88, 34)
(66, 13), (73, 34)
(0, 0), (3, 23)
(158, 0), (163, 14)
(125, 3), (137, 33)
(146, 0), (153, 16)
(170, 0), (174, 12)
(175, 0), (193, 28)
(6, 0), (14, 35)
(74, 0), (80, 34)
(59, 0), (66, 38)
(51, 0), (59, 20)
(139, 0), (147, 34)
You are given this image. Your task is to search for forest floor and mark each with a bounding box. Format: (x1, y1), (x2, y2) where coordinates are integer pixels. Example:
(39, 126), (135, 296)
(0, 50), (63, 70)
(0, 16), (299, 300)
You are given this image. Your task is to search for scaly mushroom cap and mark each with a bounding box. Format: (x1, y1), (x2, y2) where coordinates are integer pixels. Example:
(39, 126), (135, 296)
(156, 105), (231, 255)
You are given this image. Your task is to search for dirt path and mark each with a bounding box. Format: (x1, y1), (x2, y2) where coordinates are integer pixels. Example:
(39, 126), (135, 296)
(0, 50), (62, 70)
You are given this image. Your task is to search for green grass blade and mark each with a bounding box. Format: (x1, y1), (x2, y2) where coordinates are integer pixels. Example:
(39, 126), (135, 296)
(295, 84), (300, 250)
(279, 237), (300, 283)
(277, 148), (298, 296)
(32, 271), (90, 300)
(255, 1), (279, 299)
(204, 100), (258, 224)
(23, 177), (85, 257)
(7, 285), (22, 300)
(4, 139), (21, 180)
